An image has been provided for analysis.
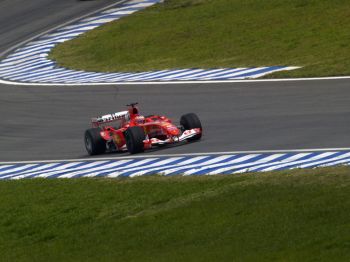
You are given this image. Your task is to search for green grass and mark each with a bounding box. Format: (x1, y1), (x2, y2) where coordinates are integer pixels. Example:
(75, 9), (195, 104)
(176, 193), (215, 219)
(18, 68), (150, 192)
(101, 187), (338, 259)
(1, 167), (350, 261)
(49, 0), (350, 77)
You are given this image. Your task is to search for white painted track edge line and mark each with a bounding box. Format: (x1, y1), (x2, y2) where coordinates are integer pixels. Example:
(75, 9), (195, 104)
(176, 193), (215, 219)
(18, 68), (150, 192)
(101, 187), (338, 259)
(2, 76), (350, 86)
(1, 148), (350, 165)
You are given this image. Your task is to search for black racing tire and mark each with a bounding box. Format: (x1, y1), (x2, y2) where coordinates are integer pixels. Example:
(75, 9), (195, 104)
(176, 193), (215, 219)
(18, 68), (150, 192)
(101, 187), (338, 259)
(180, 113), (202, 141)
(84, 128), (106, 155)
(125, 126), (145, 154)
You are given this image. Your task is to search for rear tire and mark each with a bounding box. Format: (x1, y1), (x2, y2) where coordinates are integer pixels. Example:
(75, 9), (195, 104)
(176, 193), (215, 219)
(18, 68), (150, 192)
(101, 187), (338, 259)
(125, 126), (145, 154)
(84, 128), (106, 155)
(180, 113), (202, 141)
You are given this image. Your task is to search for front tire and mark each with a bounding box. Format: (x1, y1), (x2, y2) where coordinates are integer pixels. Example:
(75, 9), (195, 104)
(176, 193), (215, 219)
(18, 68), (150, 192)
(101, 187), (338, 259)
(180, 113), (202, 141)
(125, 126), (145, 154)
(84, 128), (106, 155)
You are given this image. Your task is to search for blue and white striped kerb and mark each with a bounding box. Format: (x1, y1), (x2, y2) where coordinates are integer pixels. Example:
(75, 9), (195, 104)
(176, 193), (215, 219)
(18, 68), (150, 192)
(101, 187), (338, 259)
(0, 0), (299, 84)
(1, 151), (349, 180)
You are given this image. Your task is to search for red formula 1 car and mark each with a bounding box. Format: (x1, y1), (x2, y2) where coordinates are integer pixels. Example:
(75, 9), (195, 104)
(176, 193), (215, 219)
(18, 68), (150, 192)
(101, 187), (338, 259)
(84, 103), (202, 155)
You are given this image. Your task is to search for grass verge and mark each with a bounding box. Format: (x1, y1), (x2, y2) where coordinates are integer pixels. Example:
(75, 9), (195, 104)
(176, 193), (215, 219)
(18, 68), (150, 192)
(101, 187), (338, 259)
(49, 0), (350, 77)
(1, 167), (350, 261)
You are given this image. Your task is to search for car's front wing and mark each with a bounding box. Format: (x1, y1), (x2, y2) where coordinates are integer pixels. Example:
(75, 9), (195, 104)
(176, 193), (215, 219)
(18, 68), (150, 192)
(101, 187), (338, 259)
(144, 128), (201, 148)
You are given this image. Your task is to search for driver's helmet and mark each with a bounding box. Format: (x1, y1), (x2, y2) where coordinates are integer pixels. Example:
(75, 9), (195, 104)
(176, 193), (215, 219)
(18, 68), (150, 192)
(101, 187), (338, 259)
(134, 115), (145, 124)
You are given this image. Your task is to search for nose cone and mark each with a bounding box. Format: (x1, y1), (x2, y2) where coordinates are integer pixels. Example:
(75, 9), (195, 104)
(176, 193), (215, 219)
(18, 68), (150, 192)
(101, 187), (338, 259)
(167, 126), (180, 136)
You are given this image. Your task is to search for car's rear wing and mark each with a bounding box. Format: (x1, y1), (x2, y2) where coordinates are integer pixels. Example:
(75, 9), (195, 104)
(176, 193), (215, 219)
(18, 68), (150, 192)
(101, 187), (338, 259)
(91, 110), (130, 127)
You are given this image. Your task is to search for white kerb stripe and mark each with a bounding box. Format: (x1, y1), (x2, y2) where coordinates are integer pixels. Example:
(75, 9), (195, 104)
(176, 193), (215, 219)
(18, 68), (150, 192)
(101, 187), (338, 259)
(37, 161), (112, 178)
(30, 162), (86, 178)
(259, 152), (338, 172)
(0, 165), (15, 171)
(316, 157), (350, 167)
(58, 160), (133, 178)
(297, 152), (350, 168)
(123, 156), (211, 177)
(0, 164), (38, 176)
(5, 163), (61, 179)
(207, 153), (289, 175)
(109, 157), (184, 178)
(183, 154), (261, 175)
(81, 159), (142, 177)
(106, 158), (161, 178)
(8, 162), (85, 179)
(162, 155), (236, 176)
(242, 153), (312, 173)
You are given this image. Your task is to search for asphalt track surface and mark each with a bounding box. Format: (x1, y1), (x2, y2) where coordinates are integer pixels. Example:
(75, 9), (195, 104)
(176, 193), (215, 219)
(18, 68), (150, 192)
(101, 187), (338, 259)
(1, 1), (350, 162)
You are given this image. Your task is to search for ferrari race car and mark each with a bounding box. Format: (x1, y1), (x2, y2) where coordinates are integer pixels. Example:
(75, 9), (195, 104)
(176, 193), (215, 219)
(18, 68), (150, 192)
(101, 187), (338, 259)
(84, 103), (202, 155)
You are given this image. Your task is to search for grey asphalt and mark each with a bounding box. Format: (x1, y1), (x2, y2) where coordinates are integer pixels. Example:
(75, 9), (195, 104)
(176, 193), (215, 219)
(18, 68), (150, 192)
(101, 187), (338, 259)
(0, 0), (124, 56)
(1, 80), (350, 161)
(1, 1), (349, 162)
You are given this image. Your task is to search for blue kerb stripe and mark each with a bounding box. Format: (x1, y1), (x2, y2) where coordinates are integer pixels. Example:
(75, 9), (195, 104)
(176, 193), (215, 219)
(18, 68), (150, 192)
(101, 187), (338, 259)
(48, 72), (96, 82)
(180, 69), (228, 79)
(92, 158), (164, 178)
(5, 49), (51, 60)
(140, 156), (216, 176)
(80, 14), (122, 24)
(0, 165), (23, 177)
(39, 30), (92, 41)
(10, 47), (53, 57)
(24, 68), (81, 80)
(27, 71), (83, 82)
(1, 151), (350, 179)
(78, 158), (159, 178)
(321, 158), (350, 167)
(110, 70), (164, 81)
(236, 66), (282, 78)
(15, 162), (80, 179)
(111, 70), (176, 81)
(5, 163), (67, 180)
(121, 0), (160, 7)
(164, 154), (249, 176)
(3, 62), (54, 78)
(62, 22), (105, 31)
(211, 67), (285, 80)
(303, 154), (350, 169)
(156, 69), (206, 80)
(12, 69), (68, 81)
(118, 157), (188, 177)
(81, 14), (123, 24)
(45, 161), (115, 178)
(0, 165), (43, 178)
(0, 57), (43, 68)
(2, 61), (54, 76)
(271, 151), (347, 171)
(262, 152), (339, 172)
(219, 153), (297, 175)
(5, 66), (55, 79)
(16, 43), (55, 52)
(57, 72), (107, 81)
(10, 162), (82, 178)
(102, 7), (144, 15)
(0, 165), (16, 171)
(1, 163), (59, 178)
(134, 69), (195, 81)
(0, 60), (46, 72)
(246, 152), (320, 172)
(197, 68), (250, 79)
(119, 157), (189, 177)
(188, 154), (273, 175)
